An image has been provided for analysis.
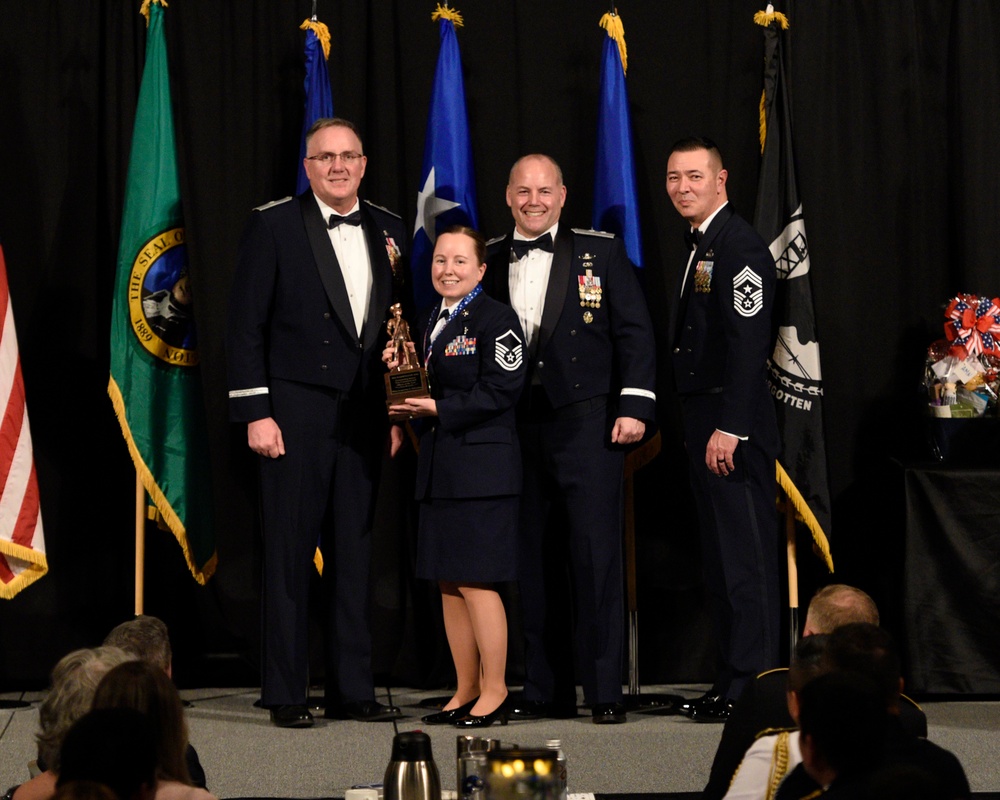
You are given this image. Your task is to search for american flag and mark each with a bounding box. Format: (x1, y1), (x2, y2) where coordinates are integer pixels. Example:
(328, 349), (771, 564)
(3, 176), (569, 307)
(0, 244), (47, 599)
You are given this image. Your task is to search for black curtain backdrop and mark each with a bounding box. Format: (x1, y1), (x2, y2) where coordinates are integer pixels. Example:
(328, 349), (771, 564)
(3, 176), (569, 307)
(1, 0), (997, 690)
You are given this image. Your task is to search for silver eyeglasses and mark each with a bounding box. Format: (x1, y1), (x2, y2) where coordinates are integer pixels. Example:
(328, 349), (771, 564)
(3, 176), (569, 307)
(305, 151), (364, 165)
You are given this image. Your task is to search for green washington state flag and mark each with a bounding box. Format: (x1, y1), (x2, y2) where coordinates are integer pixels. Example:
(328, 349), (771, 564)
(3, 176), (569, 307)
(108, 0), (215, 584)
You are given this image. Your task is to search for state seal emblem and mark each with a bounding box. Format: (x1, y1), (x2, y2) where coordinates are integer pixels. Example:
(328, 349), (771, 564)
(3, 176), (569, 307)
(127, 227), (199, 366)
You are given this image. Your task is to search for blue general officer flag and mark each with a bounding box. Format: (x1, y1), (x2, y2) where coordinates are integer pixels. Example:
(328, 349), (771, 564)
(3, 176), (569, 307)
(593, 12), (643, 267)
(296, 18), (334, 195)
(412, 5), (479, 309)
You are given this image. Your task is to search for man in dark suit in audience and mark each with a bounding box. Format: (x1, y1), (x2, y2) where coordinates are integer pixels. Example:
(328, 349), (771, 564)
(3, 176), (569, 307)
(483, 154), (657, 724)
(703, 584), (926, 800)
(227, 118), (406, 728)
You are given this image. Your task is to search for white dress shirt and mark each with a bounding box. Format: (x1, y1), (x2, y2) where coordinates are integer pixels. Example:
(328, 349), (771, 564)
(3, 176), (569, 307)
(509, 223), (558, 349)
(316, 196), (371, 338)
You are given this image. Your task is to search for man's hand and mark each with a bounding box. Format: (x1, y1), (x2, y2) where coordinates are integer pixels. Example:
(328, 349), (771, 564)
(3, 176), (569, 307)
(706, 429), (738, 477)
(611, 416), (645, 445)
(248, 417), (285, 458)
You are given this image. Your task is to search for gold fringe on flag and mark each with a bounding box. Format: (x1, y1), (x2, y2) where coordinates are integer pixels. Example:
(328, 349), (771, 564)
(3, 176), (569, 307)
(754, 5), (791, 154)
(300, 19), (332, 60)
(139, 0), (168, 27)
(432, 3), (464, 27)
(599, 12), (628, 75)
(777, 461), (834, 573)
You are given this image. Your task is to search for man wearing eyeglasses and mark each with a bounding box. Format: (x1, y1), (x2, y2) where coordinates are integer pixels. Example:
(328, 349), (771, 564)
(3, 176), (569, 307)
(227, 118), (406, 728)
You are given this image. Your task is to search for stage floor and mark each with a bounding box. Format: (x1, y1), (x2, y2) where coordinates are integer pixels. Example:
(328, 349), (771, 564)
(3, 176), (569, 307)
(3, 685), (999, 798)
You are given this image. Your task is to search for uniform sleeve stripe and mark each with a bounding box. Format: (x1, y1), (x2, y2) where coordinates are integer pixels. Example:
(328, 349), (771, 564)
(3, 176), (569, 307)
(229, 387), (269, 399)
(620, 388), (656, 401)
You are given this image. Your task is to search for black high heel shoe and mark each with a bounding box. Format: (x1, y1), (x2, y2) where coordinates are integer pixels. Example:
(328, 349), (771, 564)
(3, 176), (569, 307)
(421, 696), (479, 725)
(453, 697), (509, 728)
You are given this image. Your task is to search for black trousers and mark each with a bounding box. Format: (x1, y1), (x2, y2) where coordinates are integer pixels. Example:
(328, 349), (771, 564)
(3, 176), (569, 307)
(680, 390), (781, 701)
(516, 392), (626, 706)
(258, 378), (382, 707)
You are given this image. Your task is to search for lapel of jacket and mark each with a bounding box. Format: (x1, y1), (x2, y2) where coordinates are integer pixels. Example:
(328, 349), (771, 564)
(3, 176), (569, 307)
(301, 192), (357, 340)
(486, 234), (513, 305)
(360, 203), (393, 351)
(534, 226), (572, 358)
(672, 204), (734, 344)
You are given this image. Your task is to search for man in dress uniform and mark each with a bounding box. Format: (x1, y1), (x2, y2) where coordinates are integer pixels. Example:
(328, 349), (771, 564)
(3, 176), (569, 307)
(226, 118), (406, 728)
(483, 154), (657, 724)
(666, 136), (780, 723)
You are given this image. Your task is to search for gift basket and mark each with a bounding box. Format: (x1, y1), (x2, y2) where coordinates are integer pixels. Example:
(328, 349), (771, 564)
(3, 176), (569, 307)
(924, 294), (1000, 418)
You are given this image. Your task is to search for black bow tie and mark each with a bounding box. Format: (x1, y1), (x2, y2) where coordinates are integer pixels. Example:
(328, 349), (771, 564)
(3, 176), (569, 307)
(511, 233), (554, 260)
(684, 228), (702, 250)
(328, 210), (362, 229)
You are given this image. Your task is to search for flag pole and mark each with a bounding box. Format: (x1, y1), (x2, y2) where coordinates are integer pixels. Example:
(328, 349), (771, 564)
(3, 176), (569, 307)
(134, 474), (145, 614)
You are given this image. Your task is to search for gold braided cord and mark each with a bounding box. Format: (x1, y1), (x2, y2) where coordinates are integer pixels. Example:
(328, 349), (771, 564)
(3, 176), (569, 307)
(432, 4), (464, 27)
(300, 19), (332, 60)
(598, 12), (628, 75)
(139, 0), (167, 27)
(766, 731), (791, 800)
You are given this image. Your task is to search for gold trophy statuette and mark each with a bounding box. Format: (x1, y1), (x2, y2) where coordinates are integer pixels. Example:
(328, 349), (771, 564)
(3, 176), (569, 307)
(384, 303), (430, 408)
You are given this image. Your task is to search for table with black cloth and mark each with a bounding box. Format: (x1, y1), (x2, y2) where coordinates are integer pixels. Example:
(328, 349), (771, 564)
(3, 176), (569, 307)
(902, 460), (1000, 694)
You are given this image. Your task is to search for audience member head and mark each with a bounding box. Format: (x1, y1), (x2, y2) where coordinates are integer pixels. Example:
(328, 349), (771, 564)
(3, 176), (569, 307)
(803, 584), (879, 635)
(797, 671), (887, 788)
(786, 633), (830, 723)
(52, 781), (119, 800)
(823, 622), (903, 713)
(92, 660), (192, 785)
(57, 708), (156, 800)
(103, 616), (172, 676)
(36, 647), (134, 773)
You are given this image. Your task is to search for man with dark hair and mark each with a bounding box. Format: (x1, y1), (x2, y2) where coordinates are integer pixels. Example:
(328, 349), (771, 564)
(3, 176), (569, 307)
(57, 709), (157, 800)
(774, 624), (970, 800)
(484, 153), (657, 724)
(666, 137), (780, 723)
(704, 586), (924, 800)
(227, 117), (406, 727)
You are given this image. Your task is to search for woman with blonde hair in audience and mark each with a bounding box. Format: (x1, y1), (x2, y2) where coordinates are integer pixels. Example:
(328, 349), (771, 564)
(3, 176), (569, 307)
(2, 647), (133, 800)
(91, 661), (216, 800)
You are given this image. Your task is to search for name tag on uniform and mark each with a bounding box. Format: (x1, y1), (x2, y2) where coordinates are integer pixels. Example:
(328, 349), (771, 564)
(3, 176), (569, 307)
(694, 260), (714, 293)
(445, 335), (477, 356)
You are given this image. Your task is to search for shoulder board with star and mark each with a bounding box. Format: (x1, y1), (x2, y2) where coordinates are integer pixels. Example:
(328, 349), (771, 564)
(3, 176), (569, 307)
(363, 199), (402, 219)
(572, 228), (615, 239)
(253, 196), (293, 212)
(486, 235), (507, 247)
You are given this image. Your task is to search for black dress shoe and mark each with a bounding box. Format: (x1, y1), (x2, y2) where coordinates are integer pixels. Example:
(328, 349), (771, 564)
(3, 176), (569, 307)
(677, 691), (723, 718)
(327, 700), (403, 721)
(591, 702), (627, 724)
(269, 704), (314, 728)
(421, 697), (479, 725)
(509, 699), (578, 720)
(690, 696), (736, 723)
(453, 698), (508, 728)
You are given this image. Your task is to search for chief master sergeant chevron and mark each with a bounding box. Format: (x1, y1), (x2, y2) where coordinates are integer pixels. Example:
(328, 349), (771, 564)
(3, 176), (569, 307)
(666, 136), (780, 723)
(226, 118), (406, 729)
(483, 154), (656, 724)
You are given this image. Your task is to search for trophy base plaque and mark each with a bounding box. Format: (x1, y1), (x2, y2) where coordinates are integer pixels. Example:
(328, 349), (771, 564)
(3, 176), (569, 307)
(385, 367), (430, 409)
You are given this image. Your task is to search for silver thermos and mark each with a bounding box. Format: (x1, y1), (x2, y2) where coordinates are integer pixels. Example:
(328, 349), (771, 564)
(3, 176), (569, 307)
(384, 731), (442, 800)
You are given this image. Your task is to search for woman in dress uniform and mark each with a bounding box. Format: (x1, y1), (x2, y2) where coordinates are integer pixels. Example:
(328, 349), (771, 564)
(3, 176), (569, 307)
(386, 226), (526, 727)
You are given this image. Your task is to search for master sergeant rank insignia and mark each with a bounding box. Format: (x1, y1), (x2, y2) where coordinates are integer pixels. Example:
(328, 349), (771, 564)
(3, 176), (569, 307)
(495, 329), (523, 371)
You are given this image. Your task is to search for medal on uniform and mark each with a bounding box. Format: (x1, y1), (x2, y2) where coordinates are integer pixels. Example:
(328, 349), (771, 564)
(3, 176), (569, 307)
(694, 261), (714, 293)
(578, 268), (603, 308)
(583, 311), (594, 324)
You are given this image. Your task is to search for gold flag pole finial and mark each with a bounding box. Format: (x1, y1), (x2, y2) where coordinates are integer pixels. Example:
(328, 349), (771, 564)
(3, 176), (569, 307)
(599, 10), (628, 75)
(300, 18), (332, 60)
(139, 0), (168, 27)
(432, 2), (464, 27)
